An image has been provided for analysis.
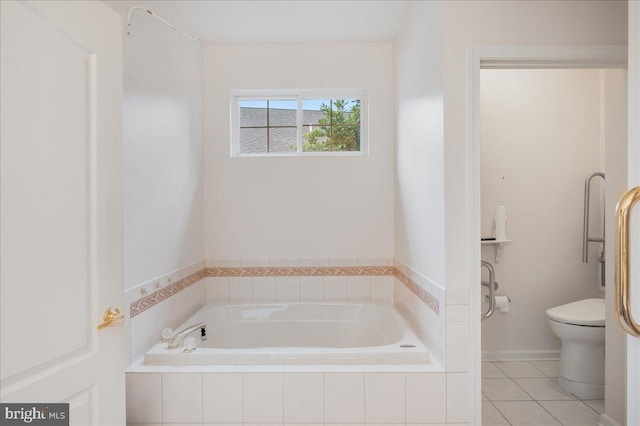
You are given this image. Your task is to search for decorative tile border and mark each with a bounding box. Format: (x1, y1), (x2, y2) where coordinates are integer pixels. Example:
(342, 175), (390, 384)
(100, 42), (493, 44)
(207, 266), (393, 277)
(130, 269), (208, 318)
(130, 266), (439, 318)
(393, 268), (440, 315)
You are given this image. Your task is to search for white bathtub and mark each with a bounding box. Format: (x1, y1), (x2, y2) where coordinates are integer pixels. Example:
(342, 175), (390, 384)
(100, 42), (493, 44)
(144, 302), (430, 365)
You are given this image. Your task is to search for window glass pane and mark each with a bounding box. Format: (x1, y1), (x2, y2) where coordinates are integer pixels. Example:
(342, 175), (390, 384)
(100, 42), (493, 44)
(302, 99), (329, 128)
(234, 93), (364, 156)
(239, 127), (267, 154)
(330, 99), (360, 151)
(269, 128), (297, 153)
(302, 98), (360, 152)
(268, 100), (297, 127)
(333, 98), (359, 122)
(239, 100), (267, 127)
(302, 99), (331, 152)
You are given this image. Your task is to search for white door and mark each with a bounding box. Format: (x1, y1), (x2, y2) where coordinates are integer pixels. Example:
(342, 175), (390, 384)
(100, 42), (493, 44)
(625, 3), (640, 424)
(0, 1), (124, 425)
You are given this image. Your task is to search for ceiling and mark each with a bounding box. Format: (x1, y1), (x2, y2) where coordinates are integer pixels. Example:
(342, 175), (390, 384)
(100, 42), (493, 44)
(121, 1), (410, 44)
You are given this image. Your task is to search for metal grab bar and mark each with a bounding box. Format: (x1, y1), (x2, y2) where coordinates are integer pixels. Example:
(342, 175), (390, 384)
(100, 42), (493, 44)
(481, 260), (496, 321)
(583, 172), (606, 262)
(481, 280), (499, 291)
(615, 186), (640, 337)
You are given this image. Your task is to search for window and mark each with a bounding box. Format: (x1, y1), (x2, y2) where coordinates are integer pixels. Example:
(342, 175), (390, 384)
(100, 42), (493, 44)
(231, 90), (366, 156)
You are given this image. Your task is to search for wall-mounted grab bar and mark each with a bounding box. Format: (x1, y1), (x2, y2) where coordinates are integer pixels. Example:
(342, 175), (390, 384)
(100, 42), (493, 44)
(583, 172), (606, 262)
(481, 280), (498, 291)
(481, 260), (496, 320)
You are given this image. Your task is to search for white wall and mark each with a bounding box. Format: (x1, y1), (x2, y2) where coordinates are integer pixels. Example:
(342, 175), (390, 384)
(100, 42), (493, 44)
(106, 1), (205, 290)
(105, 1), (205, 365)
(441, 2), (627, 423)
(393, 1), (447, 369)
(442, 0), (627, 314)
(203, 43), (394, 261)
(394, 2), (445, 287)
(480, 69), (604, 358)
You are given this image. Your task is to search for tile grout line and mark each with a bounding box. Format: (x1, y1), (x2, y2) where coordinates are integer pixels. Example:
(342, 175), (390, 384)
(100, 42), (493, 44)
(241, 371), (244, 424)
(362, 372), (366, 424)
(485, 360), (603, 426)
(160, 373), (164, 424)
(504, 376), (534, 402)
(580, 399), (603, 415)
(509, 375), (541, 402)
(492, 361), (510, 378)
(321, 372), (325, 424)
(526, 360), (550, 378)
(489, 393), (600, 426)
(534, 399), (566, 426)
(487, 400), (513, 426)
(403, 372), (407, 424)
(445, 371), (448, 424)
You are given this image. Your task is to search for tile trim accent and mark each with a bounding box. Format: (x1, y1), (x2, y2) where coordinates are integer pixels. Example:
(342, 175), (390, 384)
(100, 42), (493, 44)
(393, 268), (440, 315)
(130, 266), (439, 318)
(207, 266), (393, 277)
(130, 269), (207, 318)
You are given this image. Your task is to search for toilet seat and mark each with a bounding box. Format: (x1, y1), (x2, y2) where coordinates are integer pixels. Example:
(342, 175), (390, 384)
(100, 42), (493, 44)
(546, 298), (605, 327)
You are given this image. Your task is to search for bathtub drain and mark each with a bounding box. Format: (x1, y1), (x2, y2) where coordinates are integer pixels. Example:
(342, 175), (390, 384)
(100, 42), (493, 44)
(400, 344), (416, 348)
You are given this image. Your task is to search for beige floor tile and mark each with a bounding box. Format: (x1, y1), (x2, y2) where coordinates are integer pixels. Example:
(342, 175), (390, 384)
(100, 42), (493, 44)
(529, 360), (561, 378)
(494, 361), (547, 378)
(514, 378), (577, 401)
(493, 401), (561, 426)
(483, 362), (508, 378)
(482, 378), (532, 401)
(539, 400), (600, 426)
(482, 401), (509, 426)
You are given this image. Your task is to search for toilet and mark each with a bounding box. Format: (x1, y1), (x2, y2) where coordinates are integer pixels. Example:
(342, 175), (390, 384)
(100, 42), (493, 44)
(546, 298), (605, 400)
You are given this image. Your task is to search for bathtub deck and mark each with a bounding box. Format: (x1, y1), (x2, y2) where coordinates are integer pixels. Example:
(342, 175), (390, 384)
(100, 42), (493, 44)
(126, 355), (443, 373)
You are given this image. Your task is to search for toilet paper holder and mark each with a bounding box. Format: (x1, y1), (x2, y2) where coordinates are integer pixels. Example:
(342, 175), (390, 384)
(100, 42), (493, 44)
(486, 295), (511, 312)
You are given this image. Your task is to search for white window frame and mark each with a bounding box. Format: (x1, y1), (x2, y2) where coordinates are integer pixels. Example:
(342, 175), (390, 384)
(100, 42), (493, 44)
(230, 89), (368, 157)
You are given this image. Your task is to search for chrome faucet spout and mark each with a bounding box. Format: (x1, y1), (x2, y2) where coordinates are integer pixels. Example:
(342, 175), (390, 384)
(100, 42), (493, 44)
(167, 322), (206, 349)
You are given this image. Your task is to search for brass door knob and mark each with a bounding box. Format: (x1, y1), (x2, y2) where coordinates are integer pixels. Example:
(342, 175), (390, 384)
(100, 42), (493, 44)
(97, 306), (124, 330)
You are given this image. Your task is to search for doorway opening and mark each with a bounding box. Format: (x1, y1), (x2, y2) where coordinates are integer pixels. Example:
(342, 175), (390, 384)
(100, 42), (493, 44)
(478, 67), (626, 425)
(468, 46), (626, 424)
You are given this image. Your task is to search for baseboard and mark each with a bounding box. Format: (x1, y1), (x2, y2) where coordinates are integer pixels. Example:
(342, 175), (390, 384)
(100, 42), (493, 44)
(482, 350), (560, 361)
(599, 413), (622, 426)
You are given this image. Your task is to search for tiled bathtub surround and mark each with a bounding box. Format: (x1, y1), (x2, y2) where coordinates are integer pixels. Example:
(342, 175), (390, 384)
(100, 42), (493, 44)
(130, 263), (438, 318)
(206, 271), (395, 305)
(125, 262), (208, 364)
(126, 261), (206, 312)
(130, 269), (208, 317)
(126, 370), (469, 425)
(393, 260), (446, 368)
(128, 279), (208, 366)
(125, 260), (457, 424)
(209, 265), (394, 278)
(126, 260), (444, 368)
(393, 267), (439, 315)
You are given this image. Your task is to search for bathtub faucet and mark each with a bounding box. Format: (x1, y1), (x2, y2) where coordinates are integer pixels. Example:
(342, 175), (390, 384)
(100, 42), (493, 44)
(167, 322), (207, 349)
